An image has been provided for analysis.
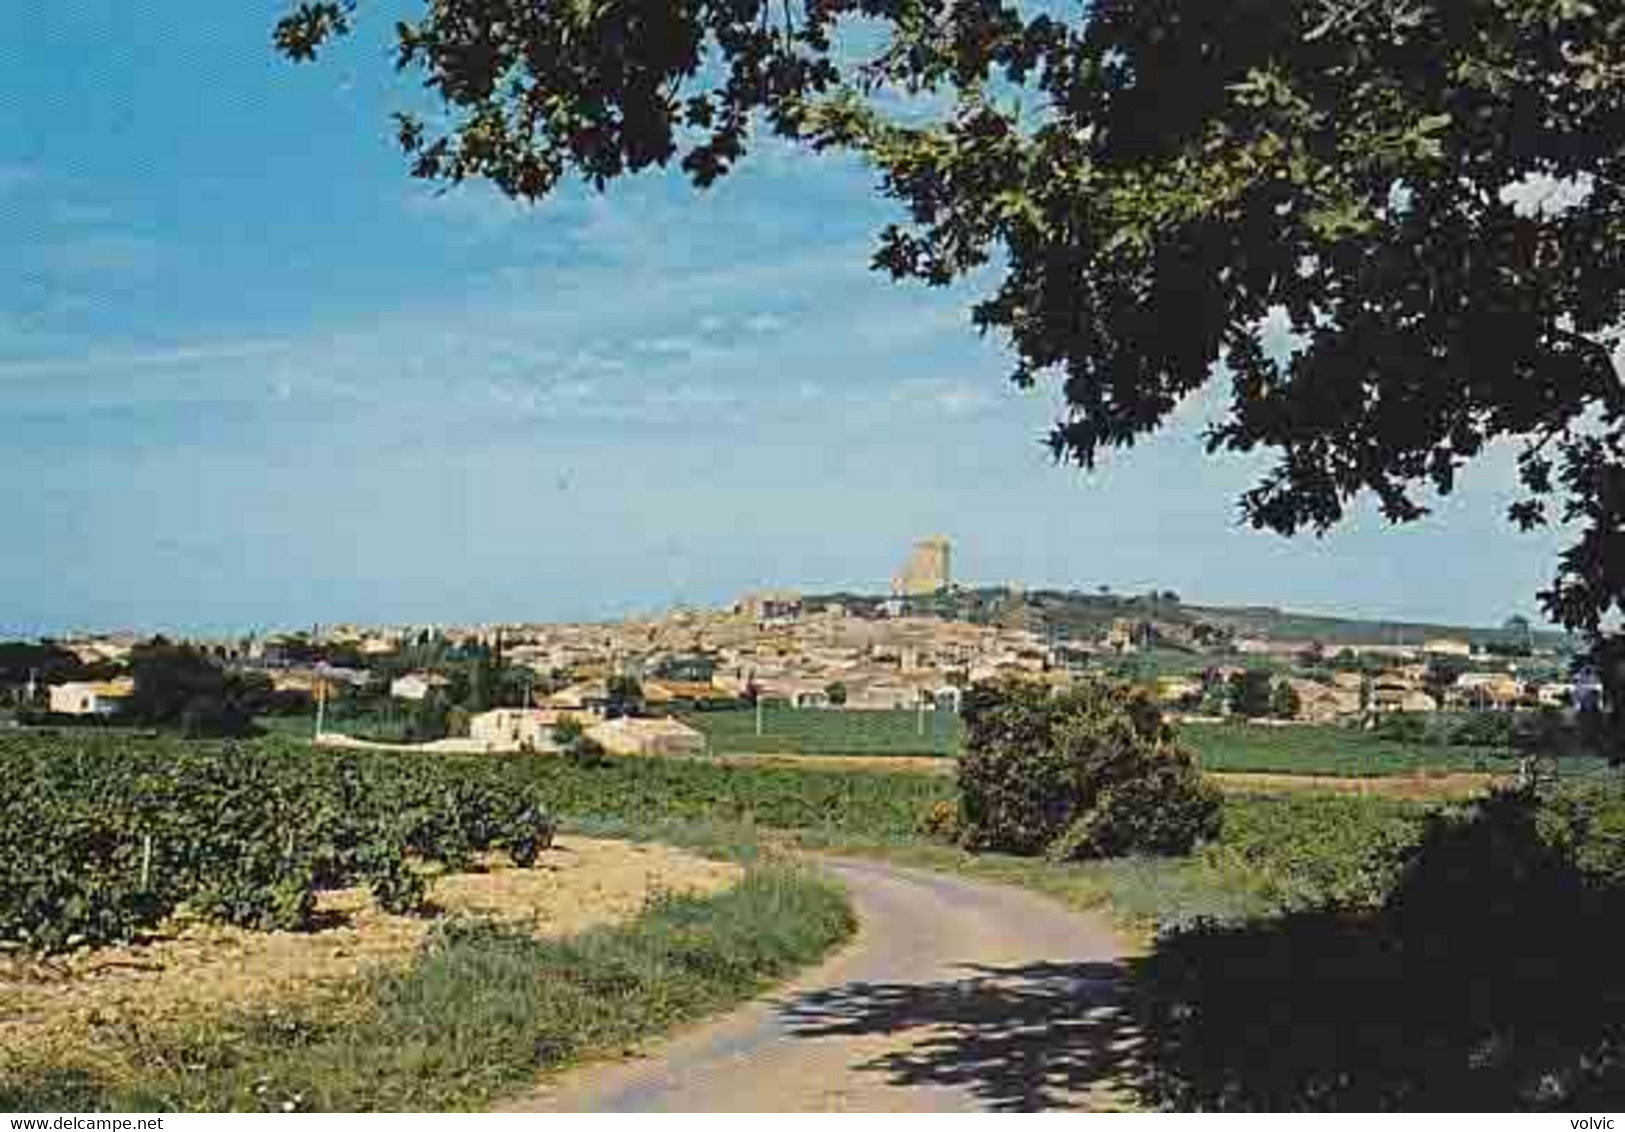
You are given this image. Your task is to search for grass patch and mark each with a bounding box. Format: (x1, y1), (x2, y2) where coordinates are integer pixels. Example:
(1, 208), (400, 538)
(0, 863), (854, 1112)
(680, 706), (961, 757)
(1182, 721), (1521, 777)
(801, 791), (1437, 941)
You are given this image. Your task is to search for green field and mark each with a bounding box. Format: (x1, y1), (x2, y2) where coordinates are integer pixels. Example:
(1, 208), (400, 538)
(680, 706), (964, 756)
(677, 706), (1563, 777)
(1179, 722), (1531, 777)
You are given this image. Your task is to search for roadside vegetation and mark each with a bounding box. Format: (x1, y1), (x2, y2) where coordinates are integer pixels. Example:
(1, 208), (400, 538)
(805, 790), (1433, 934)
(1131, 783), (1625, 1110)
(858, 678), (1625, 1109)
(837, 784), (1625, 1109)
(1, 865), (853, 1112)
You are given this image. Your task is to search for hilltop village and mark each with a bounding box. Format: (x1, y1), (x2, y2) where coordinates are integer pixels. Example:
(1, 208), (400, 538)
(6, 538), (1595, 755)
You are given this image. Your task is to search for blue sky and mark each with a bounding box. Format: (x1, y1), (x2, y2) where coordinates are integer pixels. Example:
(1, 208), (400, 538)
(0, 1), (1565, 637)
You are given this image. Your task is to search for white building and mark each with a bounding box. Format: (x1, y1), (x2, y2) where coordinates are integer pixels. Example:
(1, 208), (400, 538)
(48, 678), (135, 717)
(586, 717), (706, 757)
(468, 708), (557, 753)
(1424, 638), (1474, 658)
(390, 672), (450, 701)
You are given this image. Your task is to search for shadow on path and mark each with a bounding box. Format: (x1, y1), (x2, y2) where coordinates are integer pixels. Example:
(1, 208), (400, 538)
(777, 960), (1140, 1111)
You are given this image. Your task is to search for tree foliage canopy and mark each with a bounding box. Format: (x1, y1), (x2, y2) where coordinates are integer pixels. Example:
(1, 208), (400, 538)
(957, 676), (1220, 858)
(276, 0), (1625, 707)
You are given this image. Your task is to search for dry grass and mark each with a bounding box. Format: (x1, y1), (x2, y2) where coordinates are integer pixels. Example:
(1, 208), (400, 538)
(1206, 770), (1504, 801)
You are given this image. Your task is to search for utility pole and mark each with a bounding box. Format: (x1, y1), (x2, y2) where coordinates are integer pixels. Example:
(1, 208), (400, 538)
(315, 679), (326, 739)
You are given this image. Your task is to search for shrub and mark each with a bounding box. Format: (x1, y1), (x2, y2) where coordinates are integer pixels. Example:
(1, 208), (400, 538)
(179, 695), (255, 739)
(1373, 712), (1431, 744)
(1269, 681), (1302, 721)
(1446, 711), (1519, 748)
(918, 799), (960, 842)
(365, 850), (429, 916)
(565, 736), (609, 769)
(1534, 782), (1625, 886)
(956, 677), (1221, 859)
(1226, 670), (1274, 719)
(1382, 785), (1625, 960)
(504, 802), (557, 868)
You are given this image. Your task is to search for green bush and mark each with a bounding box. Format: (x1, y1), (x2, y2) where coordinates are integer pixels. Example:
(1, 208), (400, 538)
(956, 678), (1221, 859)
(1205, 793), (1431, 911)
(504, 804), (557, 868)
(1383, 785), (1625, 959)
(1534, 782), (1625, 886)
(565, 735), (609, 768)
(1446, 711), (1519, 748)
(1226, 670), (1274, 719)
(1372, 712), (1431, 744)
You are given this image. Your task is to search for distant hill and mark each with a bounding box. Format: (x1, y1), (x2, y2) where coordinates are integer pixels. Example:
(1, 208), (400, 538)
(1181, 603), (1570, 649)
(801, 586), (1573, 651)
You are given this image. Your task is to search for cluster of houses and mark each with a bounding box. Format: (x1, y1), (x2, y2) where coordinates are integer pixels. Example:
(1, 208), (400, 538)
(373, 670), (710, 756)
(30, 596), (1597, 751)
(1156, 638), (1588, 724)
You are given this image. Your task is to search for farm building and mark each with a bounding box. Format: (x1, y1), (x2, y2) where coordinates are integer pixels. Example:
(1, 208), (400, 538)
(48, 677), (135, 716)
(587, 717), (706, 757)
(1373, 680), (1438, 714)
(468, 708), (558, 753)
(1452, 672), (1525, 710)
(1280, 677), (1363, 723)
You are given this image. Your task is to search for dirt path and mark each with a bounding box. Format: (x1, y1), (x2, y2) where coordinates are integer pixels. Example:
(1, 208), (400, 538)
(1208, 770), (1503, 800)
(509, 859), (1135, 1112)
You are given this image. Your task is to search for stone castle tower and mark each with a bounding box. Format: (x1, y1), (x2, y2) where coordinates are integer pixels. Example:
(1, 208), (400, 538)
(892, 536), (952, 597)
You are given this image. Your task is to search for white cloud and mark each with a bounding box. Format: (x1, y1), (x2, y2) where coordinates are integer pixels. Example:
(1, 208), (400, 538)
(404, 184), (532, 228)
(0, 339), (286, 382)
(743, 312), (788, 335)
(885, 377), (1001, 417)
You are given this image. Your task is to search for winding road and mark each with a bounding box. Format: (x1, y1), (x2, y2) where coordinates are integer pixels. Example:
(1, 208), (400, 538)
(508, 858), (1137, 1112)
